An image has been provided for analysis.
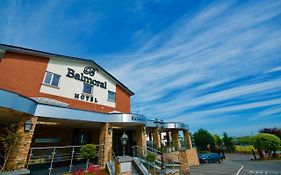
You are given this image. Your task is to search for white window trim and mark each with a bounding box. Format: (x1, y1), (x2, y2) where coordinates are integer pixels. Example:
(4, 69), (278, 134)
(42, 71), (61, 88)
(107, 90), (116, 102)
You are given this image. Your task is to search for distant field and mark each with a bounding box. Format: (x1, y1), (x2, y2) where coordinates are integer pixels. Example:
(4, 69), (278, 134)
(235, 145), (254, 153)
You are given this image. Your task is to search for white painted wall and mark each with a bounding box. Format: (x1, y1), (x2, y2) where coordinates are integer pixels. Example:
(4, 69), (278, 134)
(40, 58), (116, 108)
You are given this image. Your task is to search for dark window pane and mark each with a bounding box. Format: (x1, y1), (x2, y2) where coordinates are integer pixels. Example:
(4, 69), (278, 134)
(51, 74), (60, 86)
(44, 72), (52, 84)
(83, 84), (92, 94)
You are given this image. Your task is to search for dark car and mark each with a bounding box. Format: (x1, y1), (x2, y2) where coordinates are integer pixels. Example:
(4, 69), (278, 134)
(199, 153), (223, 163)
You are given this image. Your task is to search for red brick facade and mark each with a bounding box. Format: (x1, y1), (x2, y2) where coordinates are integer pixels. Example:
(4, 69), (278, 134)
(0, 51), (131, 113)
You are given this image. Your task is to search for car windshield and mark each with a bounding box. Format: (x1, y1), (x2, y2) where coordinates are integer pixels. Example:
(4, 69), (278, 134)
(200, 154), (209, 158)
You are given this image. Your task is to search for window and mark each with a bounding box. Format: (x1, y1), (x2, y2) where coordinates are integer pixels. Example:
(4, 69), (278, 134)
(83, 83), (93, 94)
(108, 91), (116, 102)
(43, 72), (60, 87)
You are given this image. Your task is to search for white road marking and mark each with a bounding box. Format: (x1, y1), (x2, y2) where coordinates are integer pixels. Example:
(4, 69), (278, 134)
(236, 165), (244, 175)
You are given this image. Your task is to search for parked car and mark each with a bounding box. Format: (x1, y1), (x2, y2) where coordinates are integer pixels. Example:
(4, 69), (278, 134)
(199, 153), (223, 163)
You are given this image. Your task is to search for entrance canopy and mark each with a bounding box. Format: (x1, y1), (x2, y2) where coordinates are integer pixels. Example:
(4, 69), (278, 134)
(0, 89), (188, 130)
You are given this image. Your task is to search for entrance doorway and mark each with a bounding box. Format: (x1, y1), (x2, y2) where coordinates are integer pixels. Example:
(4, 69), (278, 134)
(112, 129), (136, 156)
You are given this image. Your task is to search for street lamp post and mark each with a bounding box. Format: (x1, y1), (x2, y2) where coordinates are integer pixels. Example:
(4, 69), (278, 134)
(120, 132), (128, 156)
(154, 119), (165, 169)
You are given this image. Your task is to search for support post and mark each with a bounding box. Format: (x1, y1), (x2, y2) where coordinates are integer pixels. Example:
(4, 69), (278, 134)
(6, 115), (38, 170)
(99, 123), (113, 166)
(136, 125), (147, 156)
(152, 128), (161, 149)
(171, 129), (180, 151)
(183, 130), (193, 149)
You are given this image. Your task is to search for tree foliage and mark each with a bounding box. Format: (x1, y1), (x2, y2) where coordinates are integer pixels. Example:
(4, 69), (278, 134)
(222, 132), (235, 153)
(234, 136), (253, 145)
(253, 133), (281, 153)
(146, 153), (156, 163)
(213, 134), (222, 146)
(260, 128), (281, 140)
(0, 125), (21, 171)
(80, 144), (97, 170)
(80, 144), (97, 160)
(193, 129), (215, 151)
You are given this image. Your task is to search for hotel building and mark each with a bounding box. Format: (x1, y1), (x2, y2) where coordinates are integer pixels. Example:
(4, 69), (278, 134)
(0, 44), (198, 174)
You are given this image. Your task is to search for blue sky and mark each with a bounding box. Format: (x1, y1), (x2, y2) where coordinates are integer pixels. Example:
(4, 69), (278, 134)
(0, 0), (281, 136)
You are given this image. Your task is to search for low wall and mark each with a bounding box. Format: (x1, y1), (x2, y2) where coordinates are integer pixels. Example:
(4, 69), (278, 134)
(186, 148), (199, 166)
(163, 151), (179, 162)
(163, 148), (199, 167)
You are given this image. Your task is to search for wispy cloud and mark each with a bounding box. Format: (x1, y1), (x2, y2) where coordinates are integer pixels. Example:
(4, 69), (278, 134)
(0, 0), (280, 136)
(107, 1), (281, 135)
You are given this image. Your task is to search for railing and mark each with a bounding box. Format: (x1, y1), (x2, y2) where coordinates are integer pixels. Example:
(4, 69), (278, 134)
(106, 152), (116, 175)
(132, 146), (181, 173)
(27, 144), (104, 175)
(147, 141), (186, 153)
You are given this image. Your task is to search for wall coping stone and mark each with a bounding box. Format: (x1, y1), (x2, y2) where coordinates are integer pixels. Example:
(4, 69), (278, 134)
(0, 169), (30, 175)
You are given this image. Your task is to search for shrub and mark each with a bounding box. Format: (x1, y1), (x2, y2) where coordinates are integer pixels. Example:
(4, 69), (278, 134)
(146, 153), (156, 163)
(80, 144), (97, 160)
(0, 124), (21, 171)
(253, 133), (281, 158)
(235, 145), (254, 153)
(80, 144), (97, 169)
(260, 128), (281, 139)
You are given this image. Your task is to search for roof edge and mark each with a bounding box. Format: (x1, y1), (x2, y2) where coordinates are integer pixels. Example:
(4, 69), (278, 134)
(0, 43), (134, 96)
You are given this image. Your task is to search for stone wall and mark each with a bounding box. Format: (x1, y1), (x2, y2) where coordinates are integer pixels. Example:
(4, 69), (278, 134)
(136, 125), (146, 156)
(6, 115), (38, 170)
(186, 148), (199, 166)
(99, 123), (112, 166)
(171, 129), (180, 151)
(178, 149), (190, 174)
(163, 151), (179, 162)
(152, 128), (160, 149)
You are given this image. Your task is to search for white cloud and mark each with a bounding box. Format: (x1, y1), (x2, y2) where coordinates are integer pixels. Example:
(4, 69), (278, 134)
(266, 66), (281, 73)
(108, 1), (281, 133)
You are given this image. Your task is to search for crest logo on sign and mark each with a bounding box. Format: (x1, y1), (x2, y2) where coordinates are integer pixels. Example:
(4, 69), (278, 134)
(83, 66), (96, 76)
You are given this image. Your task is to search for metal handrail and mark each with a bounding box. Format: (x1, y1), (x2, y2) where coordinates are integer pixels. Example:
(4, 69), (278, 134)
(27, 144), (104, 175)
(132, 145), (181, 171)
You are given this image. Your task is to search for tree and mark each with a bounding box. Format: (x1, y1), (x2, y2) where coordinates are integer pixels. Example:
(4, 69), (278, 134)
(80, 144), (97, 170)
(253, 133), (281, 159)
(0, 125), (21, 172)
(193, 129), (215, 152)
(213, 135), (222, 147)
(222, 132), (235, 153)
(260, 128), (281, 140)
(234, 136), (253, 145)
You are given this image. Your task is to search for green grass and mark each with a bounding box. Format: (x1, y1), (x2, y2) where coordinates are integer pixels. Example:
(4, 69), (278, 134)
(235, 145), (254, 153)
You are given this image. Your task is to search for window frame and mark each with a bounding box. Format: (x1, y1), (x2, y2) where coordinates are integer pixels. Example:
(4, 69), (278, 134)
(43, 71), (61, 88)
(107, 90), (116, 102)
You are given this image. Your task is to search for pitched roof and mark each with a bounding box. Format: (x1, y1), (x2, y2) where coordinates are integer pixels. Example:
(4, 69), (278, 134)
(0, 43), (134, 96)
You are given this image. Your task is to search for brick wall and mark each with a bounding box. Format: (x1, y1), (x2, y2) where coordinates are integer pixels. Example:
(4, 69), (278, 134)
(0, 51), (131, 113)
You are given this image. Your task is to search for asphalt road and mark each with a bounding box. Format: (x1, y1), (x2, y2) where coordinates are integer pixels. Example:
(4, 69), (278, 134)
(190, 154), (281, 175)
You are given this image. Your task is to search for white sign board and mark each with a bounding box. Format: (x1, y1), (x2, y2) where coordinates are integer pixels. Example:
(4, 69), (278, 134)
(120, 162), (131, 173)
